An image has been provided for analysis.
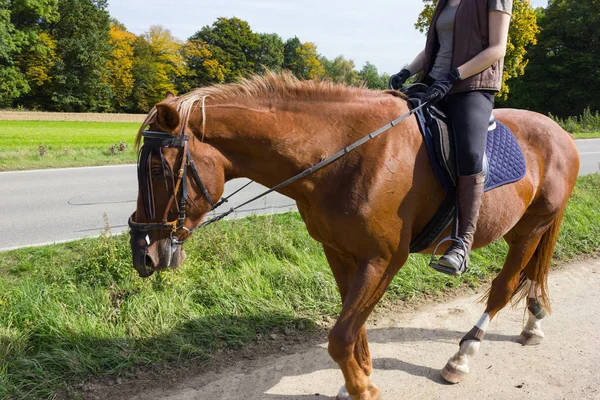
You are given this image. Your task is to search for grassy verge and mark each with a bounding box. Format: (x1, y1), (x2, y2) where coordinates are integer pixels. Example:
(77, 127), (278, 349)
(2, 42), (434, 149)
(0, 120), (597, 172)
(572, 131), (600, 139)
(1, 174), (599, 399)
(0, 121), (140, 171)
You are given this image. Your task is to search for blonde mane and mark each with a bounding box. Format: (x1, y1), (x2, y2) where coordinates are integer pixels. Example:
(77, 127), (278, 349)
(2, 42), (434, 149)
(137, 71), (402, 146)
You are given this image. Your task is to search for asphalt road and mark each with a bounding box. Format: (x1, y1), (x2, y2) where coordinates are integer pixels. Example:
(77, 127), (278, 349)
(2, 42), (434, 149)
(575, 138), (600, 176)
(0, 139), (598, 251)
(0, 165), (296, 251)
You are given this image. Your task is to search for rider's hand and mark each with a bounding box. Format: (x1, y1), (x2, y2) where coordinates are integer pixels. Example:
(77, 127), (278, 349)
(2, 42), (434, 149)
(423, 68), (462, 104)
(388, 69), (411, 90)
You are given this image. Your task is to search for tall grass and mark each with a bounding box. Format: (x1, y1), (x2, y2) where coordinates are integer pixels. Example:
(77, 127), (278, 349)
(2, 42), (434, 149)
(0, 175), (599, 399)
(549, 107), (600, 136)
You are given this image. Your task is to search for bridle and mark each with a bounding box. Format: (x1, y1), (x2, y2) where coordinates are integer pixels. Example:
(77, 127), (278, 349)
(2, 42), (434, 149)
(128, 129), (215, 244)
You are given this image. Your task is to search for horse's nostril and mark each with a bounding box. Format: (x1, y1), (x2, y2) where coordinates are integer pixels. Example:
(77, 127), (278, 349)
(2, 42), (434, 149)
(145, 254), (154, 269)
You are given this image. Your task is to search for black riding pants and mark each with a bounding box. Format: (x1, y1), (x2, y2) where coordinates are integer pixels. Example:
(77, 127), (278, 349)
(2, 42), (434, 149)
(426, 77), (495, 176)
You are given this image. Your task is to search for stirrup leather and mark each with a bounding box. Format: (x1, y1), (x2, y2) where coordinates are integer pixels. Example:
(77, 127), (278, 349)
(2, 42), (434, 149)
(429, 236), (468, 276)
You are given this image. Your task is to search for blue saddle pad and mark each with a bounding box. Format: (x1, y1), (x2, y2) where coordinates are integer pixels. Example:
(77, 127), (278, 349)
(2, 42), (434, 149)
(413, 108), (526, 192)
(483, 120), (526, 192)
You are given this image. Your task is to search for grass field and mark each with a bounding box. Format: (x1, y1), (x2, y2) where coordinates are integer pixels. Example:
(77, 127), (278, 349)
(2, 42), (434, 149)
(572, 131), (600, 139)
(0, 119), (598, 172)
(0, 121), (141, 171)
(1, 174), (599, 399)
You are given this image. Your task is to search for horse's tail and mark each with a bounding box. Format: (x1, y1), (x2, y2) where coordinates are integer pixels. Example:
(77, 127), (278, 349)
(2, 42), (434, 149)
(512, 210), (565, 313)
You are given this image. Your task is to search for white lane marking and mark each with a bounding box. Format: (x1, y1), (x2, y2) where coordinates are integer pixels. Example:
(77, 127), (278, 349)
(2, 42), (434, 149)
(575, 138), (600, 143)
(579, 151), (600, 155)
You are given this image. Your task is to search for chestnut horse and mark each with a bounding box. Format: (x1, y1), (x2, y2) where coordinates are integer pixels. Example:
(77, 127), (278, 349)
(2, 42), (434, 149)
(129, 73), (579, 399)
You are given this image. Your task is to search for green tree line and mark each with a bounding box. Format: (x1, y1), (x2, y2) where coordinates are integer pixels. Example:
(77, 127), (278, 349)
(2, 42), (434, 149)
(498, 0), (600, 118)
(0, 0), (390, 113)
(0, 0), (597, 117)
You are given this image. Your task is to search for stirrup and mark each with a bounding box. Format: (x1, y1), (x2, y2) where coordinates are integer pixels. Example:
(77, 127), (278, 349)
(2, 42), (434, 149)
(429, 236), (467, 276)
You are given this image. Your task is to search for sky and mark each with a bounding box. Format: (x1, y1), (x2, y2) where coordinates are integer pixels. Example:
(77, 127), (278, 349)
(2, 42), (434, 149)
(108, 0), (549, 76)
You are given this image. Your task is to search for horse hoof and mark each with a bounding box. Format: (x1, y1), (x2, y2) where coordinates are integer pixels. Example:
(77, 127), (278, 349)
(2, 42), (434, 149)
(336, 385), (350, 400)
(441, 362), (468, 384)
(518, 330), (544, 346)
(336, 384), (380, 400)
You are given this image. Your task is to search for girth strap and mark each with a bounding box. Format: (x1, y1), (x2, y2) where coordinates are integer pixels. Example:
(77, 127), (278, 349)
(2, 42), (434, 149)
(409, 191), (456, 253)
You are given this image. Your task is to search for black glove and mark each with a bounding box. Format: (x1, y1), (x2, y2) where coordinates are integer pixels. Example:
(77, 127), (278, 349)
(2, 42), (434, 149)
(423, 68), (462, 104)
(389, 69), (411, 90)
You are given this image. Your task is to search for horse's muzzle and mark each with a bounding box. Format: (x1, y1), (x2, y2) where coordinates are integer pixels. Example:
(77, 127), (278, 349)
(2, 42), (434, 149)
(129, 228), (155, 278)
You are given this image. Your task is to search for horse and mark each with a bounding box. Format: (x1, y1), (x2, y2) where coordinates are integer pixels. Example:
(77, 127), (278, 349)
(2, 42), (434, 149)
(128, 72), (580, 400)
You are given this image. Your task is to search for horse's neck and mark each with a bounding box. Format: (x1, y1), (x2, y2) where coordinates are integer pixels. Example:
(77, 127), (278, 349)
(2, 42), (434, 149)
(202, 97), (407, 201)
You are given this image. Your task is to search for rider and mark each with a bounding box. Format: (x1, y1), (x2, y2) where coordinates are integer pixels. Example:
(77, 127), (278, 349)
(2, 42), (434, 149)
(389, 0), (513, 276)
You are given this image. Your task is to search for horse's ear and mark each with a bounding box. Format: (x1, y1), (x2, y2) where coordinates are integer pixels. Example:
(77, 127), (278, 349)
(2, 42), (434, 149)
(155, 103), (180, 133)
(165, 91), (176, 100)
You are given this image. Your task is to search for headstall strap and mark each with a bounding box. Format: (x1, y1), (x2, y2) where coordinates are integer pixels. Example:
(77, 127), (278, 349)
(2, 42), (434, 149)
(130, 127), (216, 241)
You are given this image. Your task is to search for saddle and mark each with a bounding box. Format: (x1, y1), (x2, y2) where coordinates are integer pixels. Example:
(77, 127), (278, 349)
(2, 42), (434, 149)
(402, 84), (495, 190)
(402, 84), (527, 253)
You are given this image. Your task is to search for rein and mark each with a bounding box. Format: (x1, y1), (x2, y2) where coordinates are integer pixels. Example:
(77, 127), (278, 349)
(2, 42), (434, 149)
(129, 100), (427, 244)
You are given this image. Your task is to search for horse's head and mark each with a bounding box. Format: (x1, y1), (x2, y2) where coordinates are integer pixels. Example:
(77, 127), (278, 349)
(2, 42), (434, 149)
(129, 93), (225, 277)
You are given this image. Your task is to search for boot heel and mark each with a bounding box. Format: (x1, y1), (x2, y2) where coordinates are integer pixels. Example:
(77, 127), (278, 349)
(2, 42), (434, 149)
(429, 236), (467, 276)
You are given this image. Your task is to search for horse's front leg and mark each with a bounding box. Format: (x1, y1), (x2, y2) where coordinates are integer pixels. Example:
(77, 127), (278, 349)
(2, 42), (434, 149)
(324, 247), (374, 382)
(327, 252), (407, 400)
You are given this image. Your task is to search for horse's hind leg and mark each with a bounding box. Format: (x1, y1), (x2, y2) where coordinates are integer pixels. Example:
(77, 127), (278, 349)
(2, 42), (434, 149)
(516, 213), (564, 345)
(518, 282), (548, 345)
(441, 214), (559, 383)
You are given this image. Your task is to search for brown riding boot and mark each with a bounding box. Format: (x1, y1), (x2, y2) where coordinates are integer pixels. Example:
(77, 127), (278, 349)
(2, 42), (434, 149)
(434, 172), (485, 276)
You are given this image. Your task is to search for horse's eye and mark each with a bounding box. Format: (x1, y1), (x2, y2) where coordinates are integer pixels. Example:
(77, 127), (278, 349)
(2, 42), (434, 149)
(151, 167), (163, 177)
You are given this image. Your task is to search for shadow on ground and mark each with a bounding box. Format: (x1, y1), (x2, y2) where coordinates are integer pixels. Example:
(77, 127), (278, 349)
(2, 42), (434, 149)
(83, 320), (519, 400)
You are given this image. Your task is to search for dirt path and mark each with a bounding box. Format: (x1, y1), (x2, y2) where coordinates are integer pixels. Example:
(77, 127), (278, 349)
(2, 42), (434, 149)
(88, 258), (600, 400)
(0, 110), (145, 122)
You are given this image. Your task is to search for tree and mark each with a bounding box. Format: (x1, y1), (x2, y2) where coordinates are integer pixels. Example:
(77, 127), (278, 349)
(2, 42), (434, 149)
(179, 38), (226, 91)
(500, 0), (539, 97)
(0, 0), (59, 107)
(131, 36), (157, 112)
(106, 22), (135, 111)
(379, 72), (391, 90)
(144, 25), (185, 94)
(189, 17), (260, 82)
(253, 33), (284, 73)
(296, 42), (325, 79)
(415, 0), (539, 98)
(322, 55), (362, 86)
(501, 0), (600, 116)
(130, 25), (184, 112)
(0, 2), (26, 106)
(17, 32), (57, 89)
(43, 0), (113, 111)
(283, 36), (302, 73)
(282, 38), (324, 80)
(359, 62), (387, 89)
(414, 0), (437, 34)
